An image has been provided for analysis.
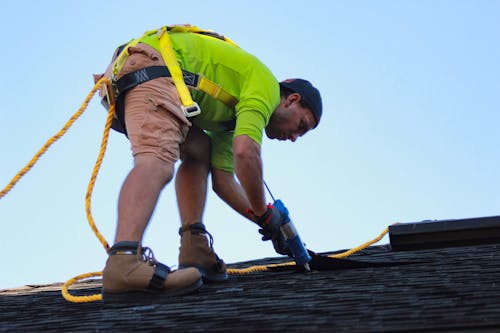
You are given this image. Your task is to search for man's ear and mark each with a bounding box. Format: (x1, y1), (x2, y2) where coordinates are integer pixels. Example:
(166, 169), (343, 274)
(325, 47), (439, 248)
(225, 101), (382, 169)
(285, 92), (301, 107)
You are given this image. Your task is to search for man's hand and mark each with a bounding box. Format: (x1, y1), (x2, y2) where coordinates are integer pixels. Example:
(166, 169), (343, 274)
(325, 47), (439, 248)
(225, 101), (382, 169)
(255, 205), (290, 256)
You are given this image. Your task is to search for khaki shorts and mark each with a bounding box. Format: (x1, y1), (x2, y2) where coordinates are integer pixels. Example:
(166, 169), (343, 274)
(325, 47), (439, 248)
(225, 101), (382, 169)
(106, 43), (191, 164)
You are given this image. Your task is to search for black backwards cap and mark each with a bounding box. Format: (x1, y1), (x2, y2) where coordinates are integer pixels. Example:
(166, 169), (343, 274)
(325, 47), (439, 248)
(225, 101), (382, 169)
(279, 78), (323, 128)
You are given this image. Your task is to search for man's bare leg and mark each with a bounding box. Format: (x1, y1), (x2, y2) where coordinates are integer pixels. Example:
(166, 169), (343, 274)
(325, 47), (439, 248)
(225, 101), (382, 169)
(175, 127), (228, 281)
(115, 154), (174, 243)
(175, 127), (211, 226)
(103, 154), (202, 303)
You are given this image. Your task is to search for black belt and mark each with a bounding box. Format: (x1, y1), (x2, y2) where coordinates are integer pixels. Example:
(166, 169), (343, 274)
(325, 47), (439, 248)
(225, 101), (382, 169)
(107, 66), (201, 136)
(114, 66), (200, 96)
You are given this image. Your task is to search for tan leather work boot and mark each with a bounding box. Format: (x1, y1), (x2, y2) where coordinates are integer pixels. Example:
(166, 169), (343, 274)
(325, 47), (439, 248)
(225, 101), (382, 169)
(102, 241), (203, 304)
(178, 223), (228, 282)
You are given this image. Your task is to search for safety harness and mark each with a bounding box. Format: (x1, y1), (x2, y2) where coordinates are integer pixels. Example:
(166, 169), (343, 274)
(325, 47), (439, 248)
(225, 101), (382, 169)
(104, 25), (240, 134)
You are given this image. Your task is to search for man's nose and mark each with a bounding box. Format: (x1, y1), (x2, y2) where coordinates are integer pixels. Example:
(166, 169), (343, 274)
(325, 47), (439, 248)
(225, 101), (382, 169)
(289, 134), (298, 142)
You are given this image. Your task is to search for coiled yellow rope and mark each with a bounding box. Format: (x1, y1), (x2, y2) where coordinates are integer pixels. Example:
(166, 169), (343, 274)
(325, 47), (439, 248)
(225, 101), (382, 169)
(1, 78), (390, 303)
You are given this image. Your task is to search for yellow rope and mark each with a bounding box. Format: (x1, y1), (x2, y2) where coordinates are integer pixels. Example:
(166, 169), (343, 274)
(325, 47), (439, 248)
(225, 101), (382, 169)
(227, 227), (390, 275)
(329, 226), (389, 259)
(0, 77), (112, 303)
(85, 101), (115, 253)
(66, 225), (389, 301)
(63, 79), (115, 303)
(61, 271), (103, 302)
(0, 78), (107, 200)
(0, 76), (391, 303)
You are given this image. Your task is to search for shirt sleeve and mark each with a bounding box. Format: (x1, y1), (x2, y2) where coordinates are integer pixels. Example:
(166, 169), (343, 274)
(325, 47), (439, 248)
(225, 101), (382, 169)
(233, 108), (268, 145)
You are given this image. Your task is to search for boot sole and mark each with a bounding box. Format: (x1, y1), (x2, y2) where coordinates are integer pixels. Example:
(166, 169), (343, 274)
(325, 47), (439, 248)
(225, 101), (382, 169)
(102, 277), (203, 306)
(179, 265), (228, 283)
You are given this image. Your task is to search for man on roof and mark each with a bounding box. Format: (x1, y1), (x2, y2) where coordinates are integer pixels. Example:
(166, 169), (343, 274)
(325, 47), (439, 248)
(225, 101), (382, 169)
(95, 25), (323, 304)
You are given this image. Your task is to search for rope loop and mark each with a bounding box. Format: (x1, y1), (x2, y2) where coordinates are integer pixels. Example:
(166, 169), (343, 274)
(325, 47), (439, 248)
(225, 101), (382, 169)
(61, 272), (103, 303)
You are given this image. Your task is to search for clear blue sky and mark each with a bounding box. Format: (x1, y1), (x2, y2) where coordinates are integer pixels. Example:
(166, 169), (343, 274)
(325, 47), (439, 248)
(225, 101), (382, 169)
(0, 1), (498, 289)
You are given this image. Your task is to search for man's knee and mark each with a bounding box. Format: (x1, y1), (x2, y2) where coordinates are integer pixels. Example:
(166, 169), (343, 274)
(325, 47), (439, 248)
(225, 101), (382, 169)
(133, 154), (175, 185)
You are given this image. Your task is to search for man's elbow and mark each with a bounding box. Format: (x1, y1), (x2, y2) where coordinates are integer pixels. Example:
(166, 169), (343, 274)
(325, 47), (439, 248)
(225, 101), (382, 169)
(211, 174), (224, 197)
(233, 135), (261, 161)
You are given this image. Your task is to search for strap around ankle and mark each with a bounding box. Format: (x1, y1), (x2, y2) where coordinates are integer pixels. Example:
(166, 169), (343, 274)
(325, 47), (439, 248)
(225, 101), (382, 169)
(178, 222), (206, 236)
(108, 241), (140, 255)
(148, 262), (171, 290)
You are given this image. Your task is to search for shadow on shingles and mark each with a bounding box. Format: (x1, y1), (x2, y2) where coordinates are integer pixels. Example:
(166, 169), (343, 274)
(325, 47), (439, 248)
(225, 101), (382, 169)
(267, 250), (428, 272)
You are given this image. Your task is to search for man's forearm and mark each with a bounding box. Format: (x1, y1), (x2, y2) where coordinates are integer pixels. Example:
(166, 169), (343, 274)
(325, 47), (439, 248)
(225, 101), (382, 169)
(211, 168), (257, 223)
(233, 135), (267, 216)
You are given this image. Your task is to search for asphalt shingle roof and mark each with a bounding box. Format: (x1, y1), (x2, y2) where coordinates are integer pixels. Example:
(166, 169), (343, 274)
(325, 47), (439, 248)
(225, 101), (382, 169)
(1, 238), (499, 332)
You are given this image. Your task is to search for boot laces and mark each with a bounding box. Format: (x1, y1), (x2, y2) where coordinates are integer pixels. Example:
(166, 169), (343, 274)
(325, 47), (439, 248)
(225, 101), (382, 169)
(203, 230), (223, 264)
(190, 224), (222, 263)
(205, 230), (215, 249)
(187, 223), (215, 250)
(141, 246), (157, 265)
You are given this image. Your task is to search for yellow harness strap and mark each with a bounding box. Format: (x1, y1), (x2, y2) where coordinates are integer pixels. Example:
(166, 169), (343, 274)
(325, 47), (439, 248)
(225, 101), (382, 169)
(110, 25), (239, 115)
(197, 75), (238, 109)
(156, 26), (200, 117)
(111, 29), (157, 77)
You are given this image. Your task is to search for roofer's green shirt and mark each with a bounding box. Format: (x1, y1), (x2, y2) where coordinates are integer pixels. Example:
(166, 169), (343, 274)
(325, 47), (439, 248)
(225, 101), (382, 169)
(142, 32), (280, 172)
